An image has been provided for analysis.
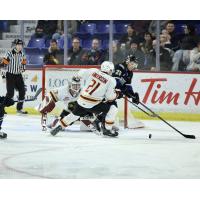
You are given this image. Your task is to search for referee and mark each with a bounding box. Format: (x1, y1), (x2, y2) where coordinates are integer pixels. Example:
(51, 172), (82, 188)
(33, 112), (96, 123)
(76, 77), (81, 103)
(1, 39), (28, 114)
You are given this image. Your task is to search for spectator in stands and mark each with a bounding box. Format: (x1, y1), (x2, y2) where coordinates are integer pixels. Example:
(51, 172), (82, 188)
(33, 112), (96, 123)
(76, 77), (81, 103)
(33, 26), (45, 39)
(140, 32), (153, 69)
(68, 37), (87, 65)
(164, 21), (179, 50)
(132, 20), (151, 35)
(119, 24), (140, 50)
(85, 38), (104, 65)
(105, 41), (125, 65)
(43, 39), (63, 65)
(140, 32), (153, 54)
(179, 24), (199, 50)
(160, 33), (172, 48)
(148, 39), (172, 71)
(187, 40), (200, 71)
(160, 34), (174, 58)
(126, 39), (145, 69)
(52, 20), (78, 40)
(33, 20), (57, 39)
(162, 29), (171, 41)
(148, 20), (168, 37)
(172, 24), (199, 71)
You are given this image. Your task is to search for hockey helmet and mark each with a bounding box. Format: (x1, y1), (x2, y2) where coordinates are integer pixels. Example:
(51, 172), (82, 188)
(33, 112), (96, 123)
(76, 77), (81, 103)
(13, 39), (24, 46)
(69, 76), (81, 96)
(100, 61), (114, 75)
(125, 54), (138, 70)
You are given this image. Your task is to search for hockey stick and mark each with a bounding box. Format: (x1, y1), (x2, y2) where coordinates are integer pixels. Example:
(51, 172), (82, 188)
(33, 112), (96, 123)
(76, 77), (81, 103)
(14, 88), (42, 103)
(125, 97), (156, 117)
(138, 101), (196, 139)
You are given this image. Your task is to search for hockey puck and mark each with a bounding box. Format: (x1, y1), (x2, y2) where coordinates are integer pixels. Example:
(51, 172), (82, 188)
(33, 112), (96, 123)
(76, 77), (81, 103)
(148, 134), (152, 139)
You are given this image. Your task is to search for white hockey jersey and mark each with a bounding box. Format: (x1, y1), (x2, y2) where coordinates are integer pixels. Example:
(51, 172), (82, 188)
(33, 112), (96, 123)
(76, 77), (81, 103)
(77, 68), (117, 108)
(50, 81), (79, 112)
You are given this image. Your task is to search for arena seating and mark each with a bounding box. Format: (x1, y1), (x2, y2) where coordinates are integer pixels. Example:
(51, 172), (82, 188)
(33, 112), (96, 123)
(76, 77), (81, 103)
(1, 20), (200, 67)
(0, 21), (8, 32)
(79, 23), (97, 34)
(26, 54), (44, 67)
(27, 38), (45, 48)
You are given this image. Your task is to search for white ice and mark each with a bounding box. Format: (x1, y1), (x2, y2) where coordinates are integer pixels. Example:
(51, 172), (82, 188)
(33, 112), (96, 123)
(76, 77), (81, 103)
(0, 115), (200, 179)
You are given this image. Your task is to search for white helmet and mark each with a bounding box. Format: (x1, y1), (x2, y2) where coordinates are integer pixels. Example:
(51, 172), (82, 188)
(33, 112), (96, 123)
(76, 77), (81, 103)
(100, 61), (114, 75)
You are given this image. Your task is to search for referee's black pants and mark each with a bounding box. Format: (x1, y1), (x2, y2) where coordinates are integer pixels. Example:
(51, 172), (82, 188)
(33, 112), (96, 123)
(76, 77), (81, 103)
(6, 72), (25, 111)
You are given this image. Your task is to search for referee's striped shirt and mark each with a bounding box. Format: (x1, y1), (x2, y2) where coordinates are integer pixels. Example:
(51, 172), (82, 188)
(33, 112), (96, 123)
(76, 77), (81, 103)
(2, 48), (26, 75)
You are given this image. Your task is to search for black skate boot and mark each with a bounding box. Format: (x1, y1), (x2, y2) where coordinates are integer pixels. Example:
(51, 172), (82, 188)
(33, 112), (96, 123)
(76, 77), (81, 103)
(50, 125), (63, 136)
(92, 119), (101, 132)
(0, 131), (7, 139)
(103, 128), (118, 137)
(17, 109), (28, 115)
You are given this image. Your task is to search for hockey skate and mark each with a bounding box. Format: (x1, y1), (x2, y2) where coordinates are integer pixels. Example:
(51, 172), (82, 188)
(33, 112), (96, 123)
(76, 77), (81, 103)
(0, 131), (7, 139)
(102, 127), (118, 137)
(50, 124), (63, 136)
(81, 118), (101, 135)
(112, 125), (119, 132)
(92, 118), (101, 132)
(17, 109), (28, 115)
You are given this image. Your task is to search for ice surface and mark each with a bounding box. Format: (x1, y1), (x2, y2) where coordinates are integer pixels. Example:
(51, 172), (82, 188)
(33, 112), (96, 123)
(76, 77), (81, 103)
(0, 115), (200, 179)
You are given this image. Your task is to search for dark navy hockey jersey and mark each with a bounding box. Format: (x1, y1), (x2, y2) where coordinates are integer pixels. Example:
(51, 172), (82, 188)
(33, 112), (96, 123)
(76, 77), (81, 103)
(112, 62), (133, 89)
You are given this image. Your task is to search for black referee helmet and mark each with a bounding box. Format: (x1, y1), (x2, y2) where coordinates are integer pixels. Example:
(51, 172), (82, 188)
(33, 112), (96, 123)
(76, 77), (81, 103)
(12, 39), (24, 48)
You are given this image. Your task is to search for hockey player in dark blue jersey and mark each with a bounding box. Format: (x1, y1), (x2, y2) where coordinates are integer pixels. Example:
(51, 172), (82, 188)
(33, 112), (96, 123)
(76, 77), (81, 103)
(113, 54), (139, 103)
(0, 96), (14, 139)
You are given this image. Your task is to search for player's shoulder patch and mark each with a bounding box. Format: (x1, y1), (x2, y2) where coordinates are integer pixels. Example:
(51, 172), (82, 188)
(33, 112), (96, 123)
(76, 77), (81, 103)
(118, 64), (125, 70)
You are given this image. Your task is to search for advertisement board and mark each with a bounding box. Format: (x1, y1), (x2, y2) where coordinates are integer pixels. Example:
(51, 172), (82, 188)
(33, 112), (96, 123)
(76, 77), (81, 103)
(0, 69), (200, 115)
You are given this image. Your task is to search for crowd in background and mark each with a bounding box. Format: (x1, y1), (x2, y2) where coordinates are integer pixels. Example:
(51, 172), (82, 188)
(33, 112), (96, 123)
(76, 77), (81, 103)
(20, 20), (200, 72)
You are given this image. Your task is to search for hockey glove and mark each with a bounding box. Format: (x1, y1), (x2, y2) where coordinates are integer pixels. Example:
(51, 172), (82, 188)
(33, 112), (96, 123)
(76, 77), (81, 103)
(38, 96), (55, 114)
(132, 92), (140, 105)
(115, 89), (123, 99)
(68, 101), (76, 112)
(123, 84), (135, 98)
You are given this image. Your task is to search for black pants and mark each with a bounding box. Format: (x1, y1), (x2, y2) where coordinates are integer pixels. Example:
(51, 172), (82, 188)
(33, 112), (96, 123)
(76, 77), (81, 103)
(60, 109), (70, 119)
(0, 100), (5, 130)
(72, 102), (110, 118)
(6, 72), (25, 111)
(0, 96), (14, 129)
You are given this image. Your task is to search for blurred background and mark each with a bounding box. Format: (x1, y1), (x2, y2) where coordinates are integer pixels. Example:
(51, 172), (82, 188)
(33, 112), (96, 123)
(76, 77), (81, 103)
(0, 20), (200, 72)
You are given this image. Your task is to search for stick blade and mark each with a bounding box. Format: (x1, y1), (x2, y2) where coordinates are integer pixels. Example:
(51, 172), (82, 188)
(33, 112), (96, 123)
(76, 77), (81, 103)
(184, 134), (196, 139)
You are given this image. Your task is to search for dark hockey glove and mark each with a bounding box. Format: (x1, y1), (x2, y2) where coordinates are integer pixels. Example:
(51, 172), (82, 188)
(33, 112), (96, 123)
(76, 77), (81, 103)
(123, 84), (135, 98)
(68, 101), (76, 112)
(132, 92), (140, 105)
(115, 89), (123, 99)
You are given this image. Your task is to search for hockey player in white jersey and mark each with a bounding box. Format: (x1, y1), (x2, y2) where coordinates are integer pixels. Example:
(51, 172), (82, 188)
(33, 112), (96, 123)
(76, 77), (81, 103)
(38, 77), (81, 130)
(50, 61), (119, 137)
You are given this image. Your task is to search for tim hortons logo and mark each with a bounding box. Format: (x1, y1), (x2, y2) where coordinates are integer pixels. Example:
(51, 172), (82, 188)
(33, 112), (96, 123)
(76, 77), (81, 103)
(141, 78), (200, 106)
